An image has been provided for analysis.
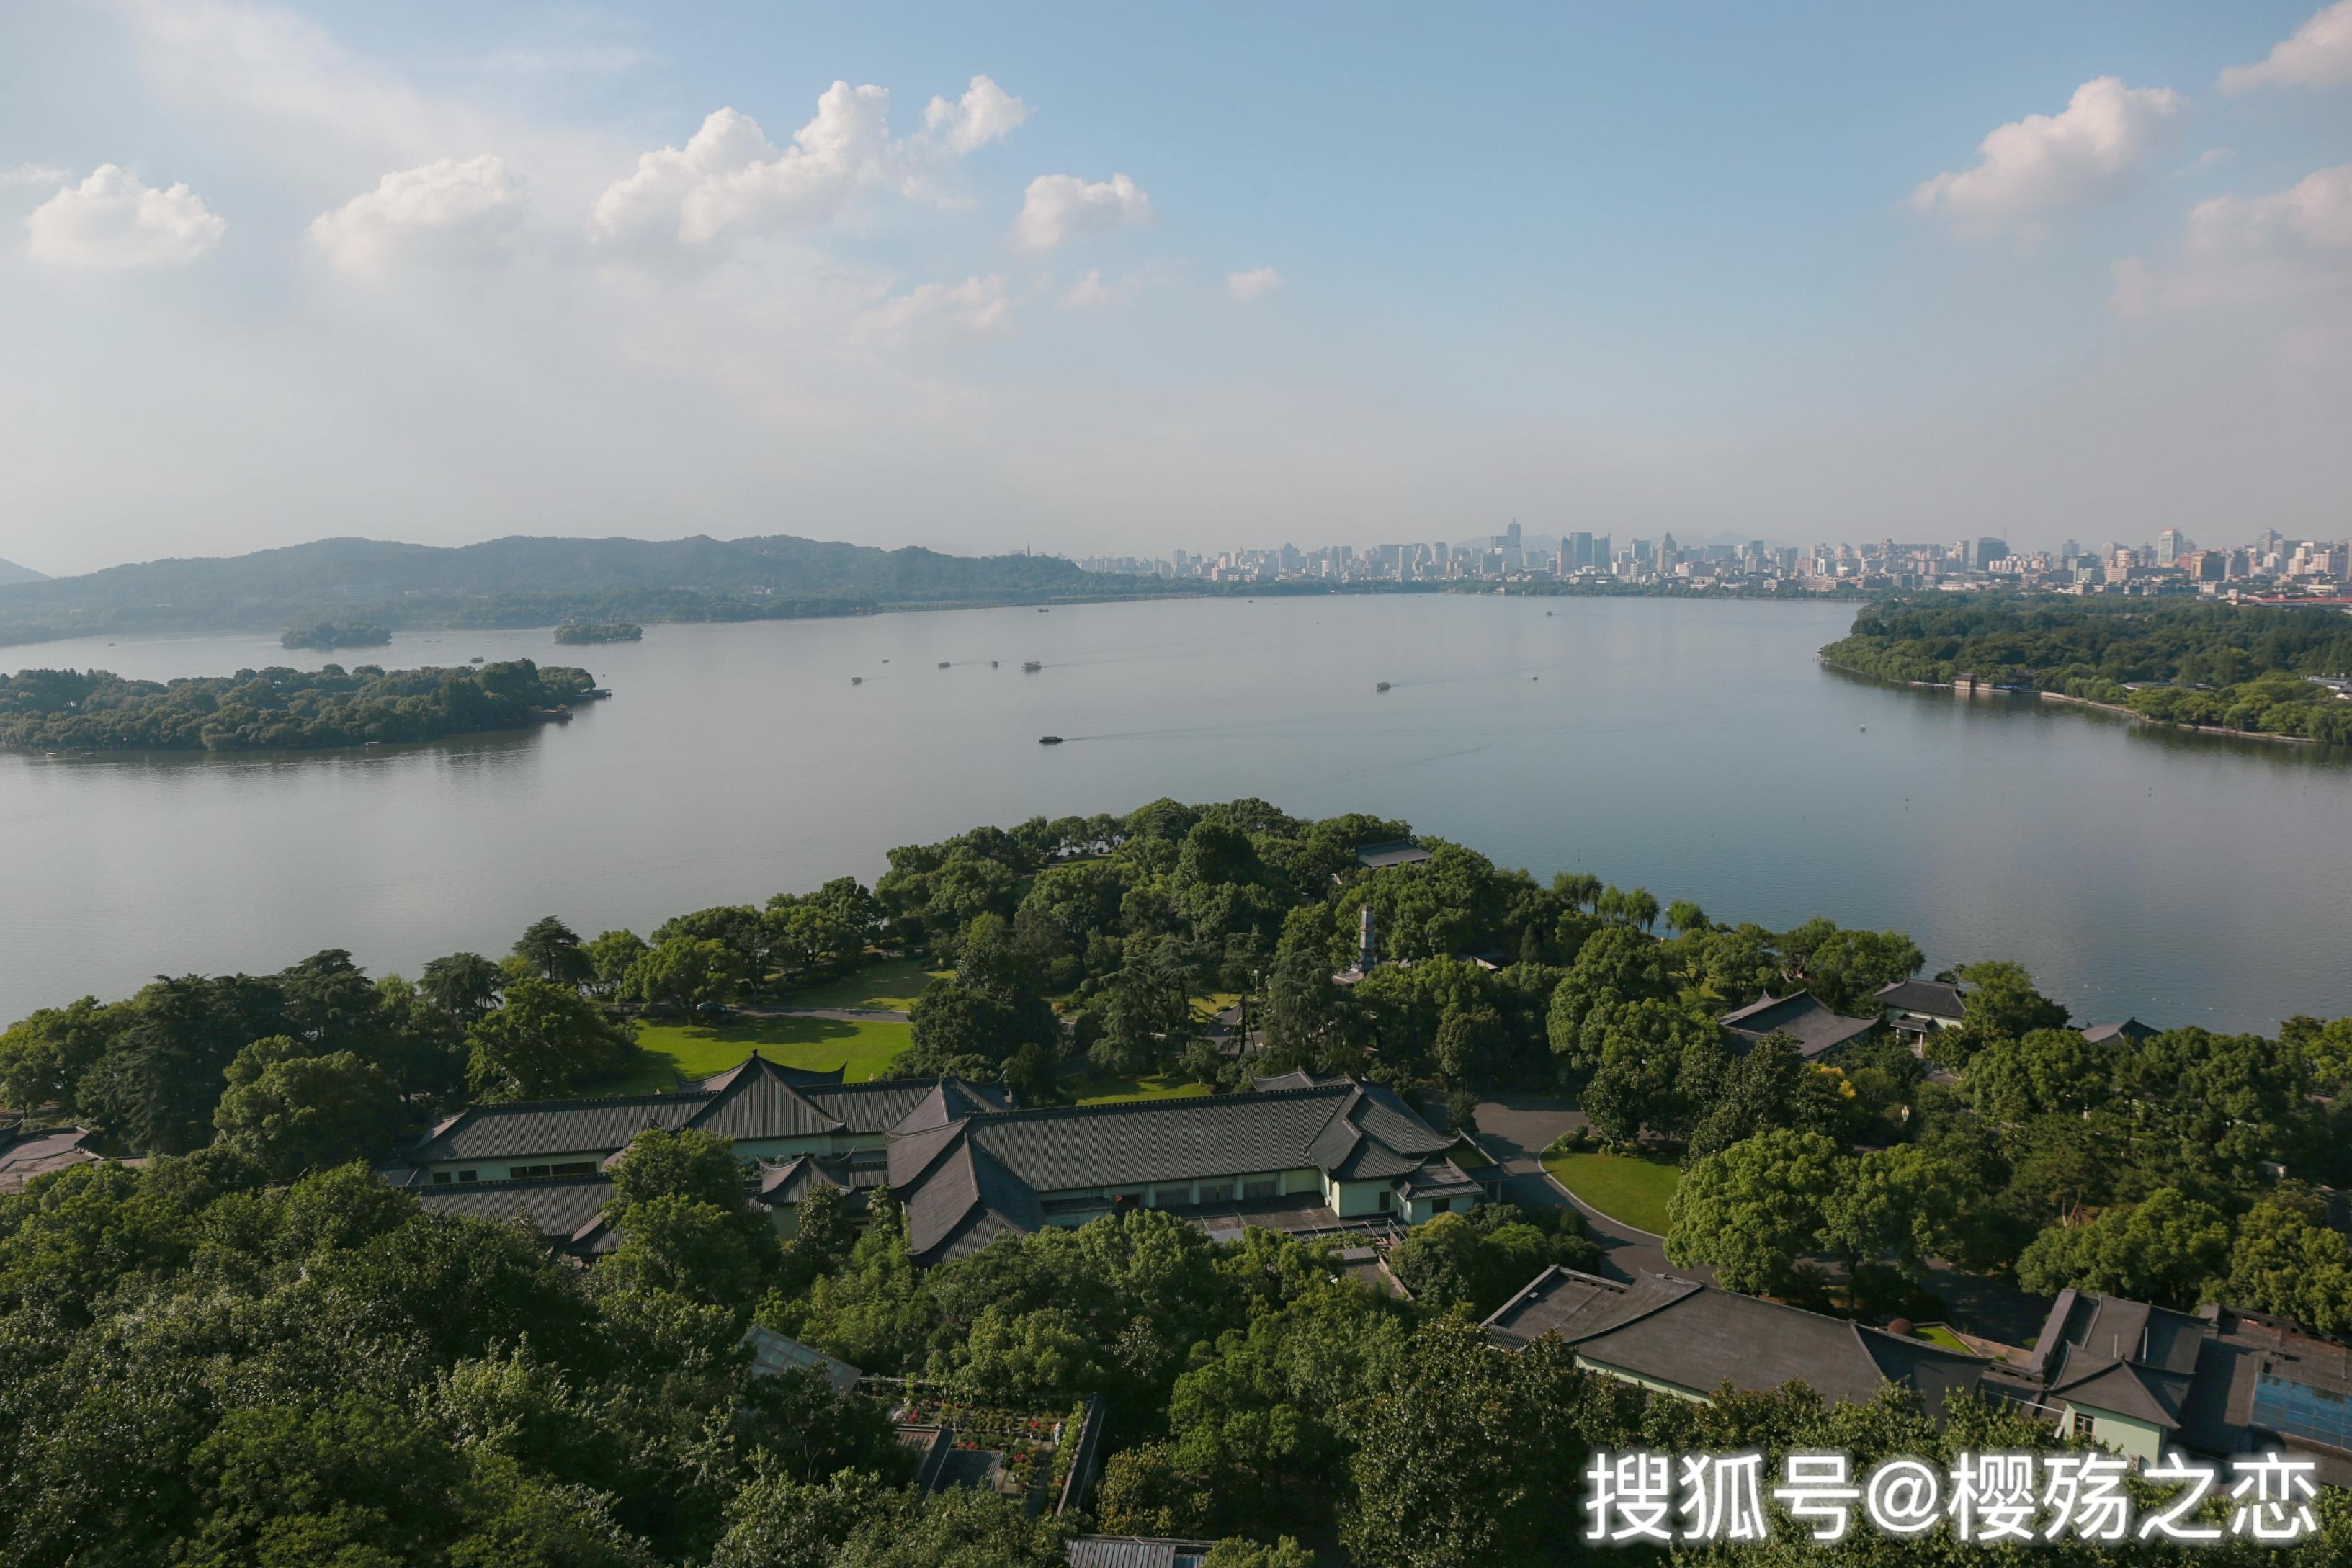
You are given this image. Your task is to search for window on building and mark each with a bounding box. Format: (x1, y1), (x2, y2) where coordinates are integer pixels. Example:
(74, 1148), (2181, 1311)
(431, 1171), (452, 1186)
(457, 1170), (478, 1183)
(550, 1161), (596, 1176)
(1242, 1176), (1278, 1200)
(1199, 1182), (1233, 1204)
(1377, 1190), (1392, 1211)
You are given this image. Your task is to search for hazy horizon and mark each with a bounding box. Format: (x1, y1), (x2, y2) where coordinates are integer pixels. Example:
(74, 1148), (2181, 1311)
(6, 1), (2351, 577)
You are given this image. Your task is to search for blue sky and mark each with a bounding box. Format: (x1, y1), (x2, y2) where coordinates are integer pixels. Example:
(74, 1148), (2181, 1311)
(2, 1), (2348, 573)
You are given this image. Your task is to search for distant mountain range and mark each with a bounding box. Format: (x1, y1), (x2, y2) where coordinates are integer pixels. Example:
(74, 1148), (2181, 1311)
(0, 559), (48, 587)
(0, 534), (1155, 650)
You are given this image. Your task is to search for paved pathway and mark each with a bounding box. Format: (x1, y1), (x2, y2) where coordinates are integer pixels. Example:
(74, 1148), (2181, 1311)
(730, 1005), (911, 1023)
(1471, 1094), (1711, 1285)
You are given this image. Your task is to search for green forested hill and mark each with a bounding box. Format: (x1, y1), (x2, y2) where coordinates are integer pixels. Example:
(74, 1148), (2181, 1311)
(0, 534), (1150, 645)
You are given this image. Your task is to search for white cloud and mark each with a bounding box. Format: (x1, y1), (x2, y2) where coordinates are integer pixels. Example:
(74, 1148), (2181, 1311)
(1907, 77), (2182, 239)
(594, 76), (1029, 248)
(2220, 2), (2352, 94)
(308, 155), (527, 272)
(859, 274), (1014, 341)
(923, 74), (1029, 156)
(1227, 266), (1283, 302)
(2114, 165), (2352, 315)
(1, 163), (75, 189)
(24, 166), (225, 268)
(1014, 173), (1152, 250)
(594, 87), (887, 245)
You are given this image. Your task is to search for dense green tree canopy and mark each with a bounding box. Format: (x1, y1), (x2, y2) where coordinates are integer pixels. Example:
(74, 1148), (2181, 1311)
(0, 660), (600, 751)
(465, 977), (636, 1100)
(1823, 595), (2352, 744)
(1666, 1129), (1846, 1294)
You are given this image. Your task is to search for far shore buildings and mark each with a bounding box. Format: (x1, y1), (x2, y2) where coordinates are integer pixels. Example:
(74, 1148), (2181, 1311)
(382, 1057), (1481, 1263)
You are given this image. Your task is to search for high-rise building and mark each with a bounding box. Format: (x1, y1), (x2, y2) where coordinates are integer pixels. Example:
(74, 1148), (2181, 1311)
(2157, 528), (2183, 567)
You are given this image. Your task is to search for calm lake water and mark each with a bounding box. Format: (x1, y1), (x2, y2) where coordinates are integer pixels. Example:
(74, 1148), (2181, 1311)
(4, 595), (2348, 1032)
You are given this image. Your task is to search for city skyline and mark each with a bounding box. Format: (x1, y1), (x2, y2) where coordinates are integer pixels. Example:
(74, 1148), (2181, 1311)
(1077, 519), (2351, 596)
(4, 3), (2351, 576)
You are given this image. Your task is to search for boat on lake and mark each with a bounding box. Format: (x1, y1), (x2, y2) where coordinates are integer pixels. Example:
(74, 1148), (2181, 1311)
(1376, 681), (1391, 691)
(851, 676), (862, 685)
(937, 661), (950, 669)
(1038, 735), (1064, 745)
(1022, 660), (1042, 672)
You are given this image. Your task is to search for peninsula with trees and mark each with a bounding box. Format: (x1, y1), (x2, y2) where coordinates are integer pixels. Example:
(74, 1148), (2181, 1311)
(1823, 595), (2352, 745)
(5, 797), (2351, 1563)
(0, 658), (602, 752)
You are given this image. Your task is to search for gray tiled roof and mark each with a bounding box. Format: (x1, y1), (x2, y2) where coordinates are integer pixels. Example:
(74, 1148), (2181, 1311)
(1484, 1266), (1987, 1417)
(411, 1054), (1007, 1165)
(887, 1117), (971, 1188)
(694, 1058), (845, 1139)
(966, 1088), (1357, 1191)
(758, 1155), (849, 1204)
(895, 1080), (1455, 1263)
(881, 1079), (1010, 1136)
(1719, 993), (1883, 1059)
(2029, 1289), (2352, 1485)
(2049, 1346), (2185, 1428)
(1876, 978), (1967, 1019)
(756, 1152), (889, 1206)
(695, 1059), (844, 1093)
(0, 1126), (103, 1193)
(903, 1134), (1043, 1263)
(413, 1093), (709, 1162)
(415, 1174), (616, 1245)
(1066, 1539), (1217, 1568)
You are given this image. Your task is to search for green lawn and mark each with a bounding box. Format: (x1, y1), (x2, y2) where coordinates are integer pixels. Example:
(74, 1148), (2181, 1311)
(603, 1014), (914, 1094)
(1068, 1071), (1215, 1106)
(777, 956), (947, 1013)
(1542, 1150), (1683, 1235)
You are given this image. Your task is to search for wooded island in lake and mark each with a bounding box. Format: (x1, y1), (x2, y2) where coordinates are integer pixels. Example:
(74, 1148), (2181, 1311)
(553, 620), (644, 645)
(0, 658), (602, 751)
